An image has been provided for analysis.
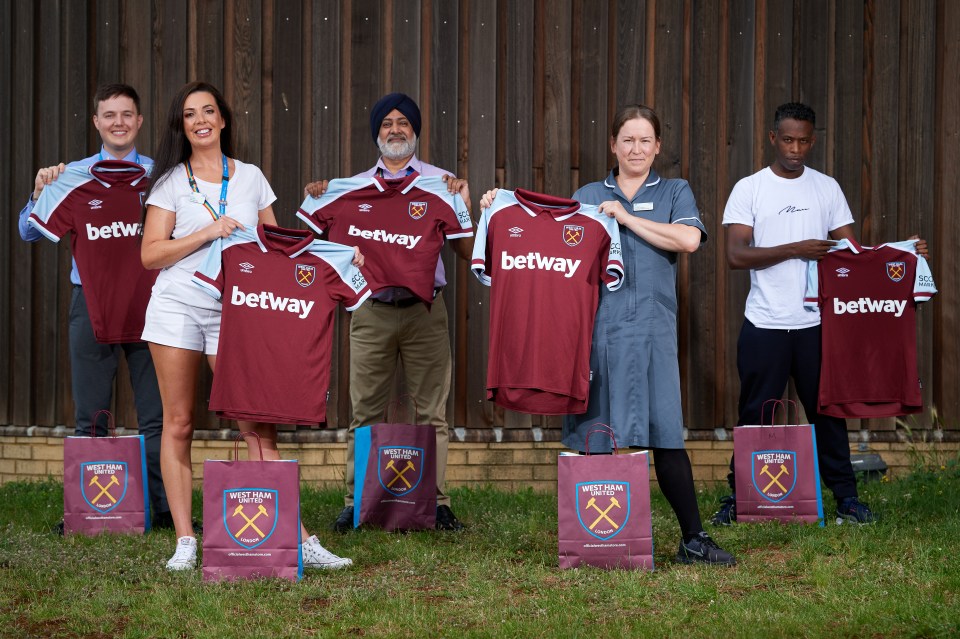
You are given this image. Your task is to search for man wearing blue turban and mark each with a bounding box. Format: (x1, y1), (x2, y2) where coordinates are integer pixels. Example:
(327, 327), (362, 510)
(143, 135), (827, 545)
(305, 92), (473, 533)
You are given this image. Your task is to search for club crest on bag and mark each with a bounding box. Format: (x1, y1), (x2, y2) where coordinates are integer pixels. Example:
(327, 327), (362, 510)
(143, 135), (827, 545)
(223, 488), (279, 549)
(751, 450), (798, 502)
(575, 481), (631, 540)
(81, 461), (129, 513)
(377, 446), (424, 496)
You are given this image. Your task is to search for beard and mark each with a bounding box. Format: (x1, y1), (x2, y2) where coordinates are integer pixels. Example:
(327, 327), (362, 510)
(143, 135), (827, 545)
(378, 134), (417, 161)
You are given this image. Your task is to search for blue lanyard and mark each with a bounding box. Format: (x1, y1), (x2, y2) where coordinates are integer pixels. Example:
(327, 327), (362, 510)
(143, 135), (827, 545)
(185, 154), (230, 221)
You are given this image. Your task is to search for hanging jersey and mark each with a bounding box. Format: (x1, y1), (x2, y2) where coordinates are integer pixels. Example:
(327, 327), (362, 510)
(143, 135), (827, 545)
(28, 160), (157, 343)
(804, 239), (936, 418)
(297, 173), (472, 304)
(472, 188), (624, 415)
(193, 224), (371, 425)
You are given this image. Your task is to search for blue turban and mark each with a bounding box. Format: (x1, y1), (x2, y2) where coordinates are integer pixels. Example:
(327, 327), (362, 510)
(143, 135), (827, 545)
(370, 92), (421, 143)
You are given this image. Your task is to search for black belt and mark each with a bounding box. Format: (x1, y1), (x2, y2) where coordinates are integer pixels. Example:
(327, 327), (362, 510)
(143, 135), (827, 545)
(370, 297), (423, 308)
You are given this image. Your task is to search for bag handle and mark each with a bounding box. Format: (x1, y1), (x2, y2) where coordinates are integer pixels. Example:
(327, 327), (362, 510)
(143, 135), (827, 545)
(383, 394), (420, 425)
(584, 423), (619, 455)
(89, 410), (116, 438)
(761, 399), (800, 426)
(234, 431), (264, 461)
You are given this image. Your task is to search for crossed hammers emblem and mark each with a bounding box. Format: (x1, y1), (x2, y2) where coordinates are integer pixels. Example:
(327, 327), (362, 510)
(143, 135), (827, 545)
(88, 474), (119, 504)
(232, 503), (269, 538)
(297, 269), (313, 285)
(385, 459), (416, 489)
(760, 464), (790, 493)
(585, 495), (622, 530)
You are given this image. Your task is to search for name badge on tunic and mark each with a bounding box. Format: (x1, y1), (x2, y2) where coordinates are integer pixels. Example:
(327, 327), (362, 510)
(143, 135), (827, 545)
(634, 202), (654, 212)
(188, 192), (205, 204)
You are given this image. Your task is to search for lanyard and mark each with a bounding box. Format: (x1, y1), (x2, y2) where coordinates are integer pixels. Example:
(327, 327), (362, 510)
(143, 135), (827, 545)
(99, 149), (141, 164)
(185, 155), (229, 221)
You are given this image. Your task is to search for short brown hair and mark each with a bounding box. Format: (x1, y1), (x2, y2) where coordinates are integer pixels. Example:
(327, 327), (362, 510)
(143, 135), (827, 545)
(610, 104), (661, 140)
(93, 83), (141, 114)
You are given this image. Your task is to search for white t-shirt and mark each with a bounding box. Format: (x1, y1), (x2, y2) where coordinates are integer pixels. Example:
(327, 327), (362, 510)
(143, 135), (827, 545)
(722, 166), (854, 329)
(146, 159), (276, 307)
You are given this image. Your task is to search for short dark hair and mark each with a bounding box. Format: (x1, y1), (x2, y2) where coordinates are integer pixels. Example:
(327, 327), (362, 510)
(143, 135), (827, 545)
(774, 102), (816, 131)
(611, 104), (662, 141)
(93, 83), (141, 114)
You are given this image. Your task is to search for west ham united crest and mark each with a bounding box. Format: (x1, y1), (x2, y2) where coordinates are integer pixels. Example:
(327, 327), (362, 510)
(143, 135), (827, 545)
(576, 481), (630, 540)
(295, 264), (316, 287)
(377, 446), (424, 496)
(223, 489), (278, 549)
(751, 451), (797, 502)
(563, 224), (584, 247)
(81, 461), (128, 512)
(408, 201), (428, 220)
(886, 261), (906, 282)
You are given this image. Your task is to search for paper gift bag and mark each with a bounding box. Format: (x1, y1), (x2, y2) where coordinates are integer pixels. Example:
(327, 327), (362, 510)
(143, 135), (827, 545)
(354, 402), (437, 531)
(558, 426), (654, 570)
(63, 410), (150, 535)
(734, 400), (825, 525)
(202, 433), (303, 582)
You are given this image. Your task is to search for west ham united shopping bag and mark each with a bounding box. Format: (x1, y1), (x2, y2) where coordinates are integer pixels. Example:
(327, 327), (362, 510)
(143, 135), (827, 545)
(557, 426), (654, 570)
(354, 417), (437, 531)
(734, 400), (825, 525)
(202, 433), (302, 582)
(63, 410), (151, 535)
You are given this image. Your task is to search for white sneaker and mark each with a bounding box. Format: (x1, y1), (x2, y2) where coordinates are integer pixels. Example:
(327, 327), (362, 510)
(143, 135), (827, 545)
(302, 535), (352, 569)
(166, 536), (197, 571)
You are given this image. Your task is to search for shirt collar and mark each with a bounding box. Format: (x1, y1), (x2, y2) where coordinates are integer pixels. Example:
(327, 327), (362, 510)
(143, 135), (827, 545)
(100, 146), (141, 163)
(603, 168), (661, 200)
(374, 154), (421, 179)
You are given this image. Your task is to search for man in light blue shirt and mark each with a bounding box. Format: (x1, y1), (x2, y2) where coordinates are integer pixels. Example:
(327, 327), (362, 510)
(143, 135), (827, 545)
(19, 83), (169, 529)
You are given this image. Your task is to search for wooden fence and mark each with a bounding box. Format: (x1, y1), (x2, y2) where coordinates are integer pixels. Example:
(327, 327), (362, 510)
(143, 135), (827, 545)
(1, 0), (957, 440)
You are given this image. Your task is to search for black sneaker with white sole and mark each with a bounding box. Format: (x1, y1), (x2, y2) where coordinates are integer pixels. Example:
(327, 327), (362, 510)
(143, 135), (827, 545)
(676, 532), (737, 566)
(435, 505), (464, 531)
(836, 497), (876, 525)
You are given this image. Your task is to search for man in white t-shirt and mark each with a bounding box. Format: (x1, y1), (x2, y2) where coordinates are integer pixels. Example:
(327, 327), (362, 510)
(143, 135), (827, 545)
(716, 103), (873, 526)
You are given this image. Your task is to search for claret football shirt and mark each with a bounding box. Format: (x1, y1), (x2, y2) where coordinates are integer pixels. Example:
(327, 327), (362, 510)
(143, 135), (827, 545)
(193, 224), (371, 424)
(29, 160), (157, 343)
(472, 188), (624, 415)
(296, 173), (472, 304)
(804, 239), (937, 418)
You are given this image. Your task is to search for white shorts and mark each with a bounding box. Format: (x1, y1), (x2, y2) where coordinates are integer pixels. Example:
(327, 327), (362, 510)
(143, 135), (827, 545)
(141, 275), (222, 354)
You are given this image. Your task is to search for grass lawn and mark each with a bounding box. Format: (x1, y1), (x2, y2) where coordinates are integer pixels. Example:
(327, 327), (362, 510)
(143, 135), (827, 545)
(1, 459), (958, 638)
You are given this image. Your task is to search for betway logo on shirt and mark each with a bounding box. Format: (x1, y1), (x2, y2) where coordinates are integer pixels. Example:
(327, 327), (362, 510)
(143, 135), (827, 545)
(86, 221), (142, 240)
(347, 224), (421, 249)
(500, 252), (581, 278)
(231, 286), (314, 319)
(833, 297), (907, 317)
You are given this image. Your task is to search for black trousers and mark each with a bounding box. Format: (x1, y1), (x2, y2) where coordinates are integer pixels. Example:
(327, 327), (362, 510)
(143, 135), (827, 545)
(726, 319), (858, 502)
(69, 286), (168, 514)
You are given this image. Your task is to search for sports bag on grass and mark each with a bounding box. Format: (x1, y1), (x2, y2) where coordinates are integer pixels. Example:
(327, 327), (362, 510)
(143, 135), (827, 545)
(354, 400), (437, 531)
(63, 410), (150, 535)
(734, 399), (825, 525)
(202, 433), (303, 582)
(557, 426), (654, 570)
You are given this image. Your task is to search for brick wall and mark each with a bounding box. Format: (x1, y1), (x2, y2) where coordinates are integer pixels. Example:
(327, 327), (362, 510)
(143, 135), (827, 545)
(3, 430), (957, 490)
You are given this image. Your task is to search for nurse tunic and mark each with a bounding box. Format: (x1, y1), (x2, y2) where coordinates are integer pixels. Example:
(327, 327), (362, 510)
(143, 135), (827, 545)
(561, 169), (707, 452)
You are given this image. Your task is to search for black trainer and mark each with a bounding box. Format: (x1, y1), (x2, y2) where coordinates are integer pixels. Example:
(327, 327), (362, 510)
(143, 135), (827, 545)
(676, 532), (737, 566)
(436, 505), (464, 531)
(333, 506), (354, 533)
(710, 494), (737, 526)
(53, 520), (64, 536)
(836, 496), (876, 525)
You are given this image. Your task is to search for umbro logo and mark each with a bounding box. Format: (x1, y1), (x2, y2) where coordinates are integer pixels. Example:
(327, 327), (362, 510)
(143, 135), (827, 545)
(358, 203), (372, 212)
(88, 199), (103, 209)
(835, 267), (850, 278)
(508, 226), (523, 237)
(239, 262), (255, 274)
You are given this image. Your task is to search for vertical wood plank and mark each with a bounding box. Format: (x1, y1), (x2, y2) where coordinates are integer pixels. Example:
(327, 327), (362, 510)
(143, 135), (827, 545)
(192, 1), (225, 89)
(225, 0), (263, 164)
(271, 0), (303, 225)
(0, 0), (12, 422)
(614, 0), (647, 106)
(10, 0), (37, 426)
(794, 0), (830, 171)
(464, 0), (497, 430)
(389, 0), (421, 96)
(95, 0), (120, 83)
(760, 0), (792, 169)
(933, 0), (960, 424)
(687, 0), (723, 430)
(899, 0), (937, 428)
(833, 0), (864, 220)
(347, 0), (384, 176)
(542, 0), (572, 196)
(651, 0), (685, 178)
(575, 0), (610, 185)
